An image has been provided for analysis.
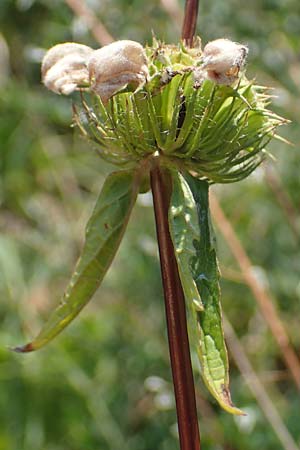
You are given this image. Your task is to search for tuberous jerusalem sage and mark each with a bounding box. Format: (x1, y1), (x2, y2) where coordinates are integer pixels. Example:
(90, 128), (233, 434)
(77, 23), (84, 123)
(16, 35), (287, 418)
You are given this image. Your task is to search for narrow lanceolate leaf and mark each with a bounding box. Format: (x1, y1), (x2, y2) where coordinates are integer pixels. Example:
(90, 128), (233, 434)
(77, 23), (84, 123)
(169, 171), (243, 415)
(168, 171), (204, 313)
(14, 170), (140, 352)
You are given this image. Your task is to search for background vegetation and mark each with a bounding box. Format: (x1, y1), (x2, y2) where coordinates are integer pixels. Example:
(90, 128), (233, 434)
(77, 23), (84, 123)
(0, 1), (299, 449)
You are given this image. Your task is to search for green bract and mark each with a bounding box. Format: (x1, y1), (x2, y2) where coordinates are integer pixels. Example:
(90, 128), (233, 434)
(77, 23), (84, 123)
(74, 40), (285, 183)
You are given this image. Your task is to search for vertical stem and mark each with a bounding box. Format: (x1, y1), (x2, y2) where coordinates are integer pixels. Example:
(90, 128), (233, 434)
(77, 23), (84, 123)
(150, 164), (201, 450)
(181, 0), (199, 46)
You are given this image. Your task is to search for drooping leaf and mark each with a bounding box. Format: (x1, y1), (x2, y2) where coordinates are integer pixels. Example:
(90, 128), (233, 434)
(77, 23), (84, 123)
(168, 171), (204, 313)
(169, 170), (243, 415)
(14, 170), (140, 352)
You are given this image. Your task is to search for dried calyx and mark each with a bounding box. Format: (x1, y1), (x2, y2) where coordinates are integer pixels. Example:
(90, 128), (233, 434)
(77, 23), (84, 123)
(201, 39), (248, 85)
(41, 43), (93, 95)
(88, 40), (148, 102)
(42, 40), (149, 102)
(41, 38), (248, 101)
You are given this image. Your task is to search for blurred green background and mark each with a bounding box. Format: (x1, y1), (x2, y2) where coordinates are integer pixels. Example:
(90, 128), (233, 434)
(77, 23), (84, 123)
(0, 1), (300, 449)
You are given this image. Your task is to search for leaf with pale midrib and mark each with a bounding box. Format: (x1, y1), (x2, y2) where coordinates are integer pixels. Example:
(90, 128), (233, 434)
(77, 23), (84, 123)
(169, 170), (243, 415)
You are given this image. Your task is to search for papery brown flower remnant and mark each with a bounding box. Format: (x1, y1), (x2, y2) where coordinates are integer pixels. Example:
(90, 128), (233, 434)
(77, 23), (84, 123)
(88, 40), (148, 102)
(41, 38), (248, 103)
(41, 40), (148, 102)
(41, 42), (93, 95)
(201, 38), (248, 85)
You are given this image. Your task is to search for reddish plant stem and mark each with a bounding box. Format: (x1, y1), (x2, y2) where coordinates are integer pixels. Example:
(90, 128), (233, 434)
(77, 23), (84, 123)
(150, 164), (201, 450)
(181, 0), (199, 46)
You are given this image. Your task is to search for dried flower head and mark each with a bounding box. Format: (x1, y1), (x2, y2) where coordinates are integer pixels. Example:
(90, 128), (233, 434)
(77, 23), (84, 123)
(88, 40), (149, 102)
(201, 38), (248, 85)
(42, 42), (93, 95)
(41, 38), (285, 183)
(74, 39), (285, 183)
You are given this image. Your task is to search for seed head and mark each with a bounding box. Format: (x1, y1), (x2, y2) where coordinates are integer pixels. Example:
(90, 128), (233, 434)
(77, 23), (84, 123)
(41, 38), (286, 183)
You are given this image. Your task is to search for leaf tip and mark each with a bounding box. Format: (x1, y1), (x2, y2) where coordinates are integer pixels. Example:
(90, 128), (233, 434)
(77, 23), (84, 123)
(11, 342), (35, 354)
(224, 403), (246, 416)
(220, 384), (245, 416)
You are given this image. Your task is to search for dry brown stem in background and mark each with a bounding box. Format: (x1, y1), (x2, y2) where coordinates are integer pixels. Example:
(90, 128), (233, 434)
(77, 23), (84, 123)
(210, 192), (300, 390)
(65, 0), (114, 46)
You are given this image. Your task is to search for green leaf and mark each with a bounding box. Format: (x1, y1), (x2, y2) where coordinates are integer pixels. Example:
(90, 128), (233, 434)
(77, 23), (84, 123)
(169, 171), (243, 415)
(168, 172), (204, 313)
(14, 170), (140, 352)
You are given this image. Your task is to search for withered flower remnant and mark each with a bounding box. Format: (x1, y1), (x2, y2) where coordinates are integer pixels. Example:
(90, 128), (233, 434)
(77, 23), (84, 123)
(41, 38), (248, 101)
(41, 40), (148, 102)
(88, 40), (149, 102)
(201, 38), (248, 85)
(41, 42), (93, 95)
